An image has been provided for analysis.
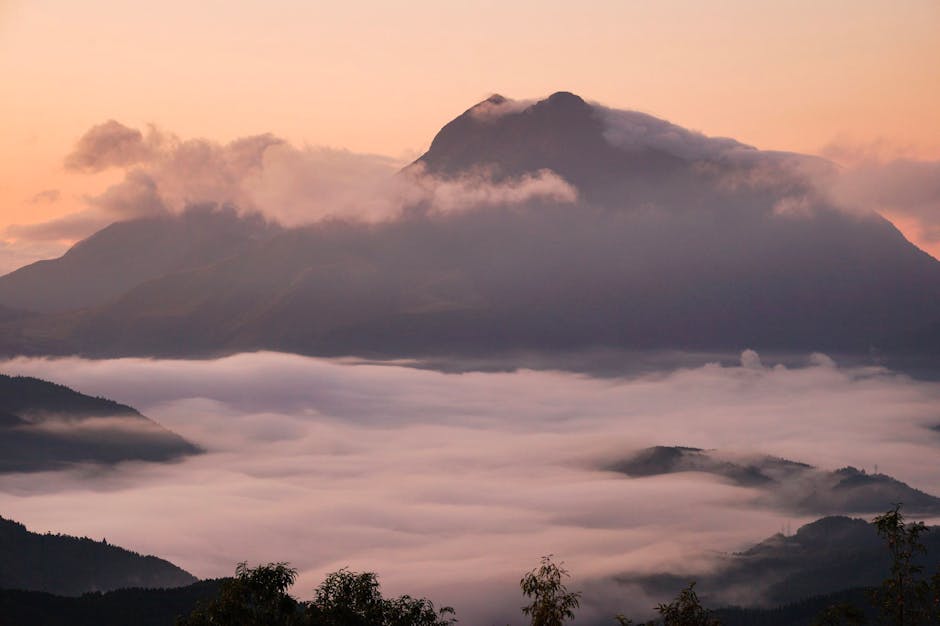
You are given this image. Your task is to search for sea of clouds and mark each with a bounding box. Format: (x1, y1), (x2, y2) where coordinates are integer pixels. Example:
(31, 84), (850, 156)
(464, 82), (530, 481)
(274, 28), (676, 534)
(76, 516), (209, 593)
(1, 350), (938, 622)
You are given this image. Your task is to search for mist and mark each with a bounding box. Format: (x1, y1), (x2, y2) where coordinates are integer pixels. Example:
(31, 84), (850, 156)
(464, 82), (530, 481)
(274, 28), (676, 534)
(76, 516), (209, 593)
(1, 351), (938, 622)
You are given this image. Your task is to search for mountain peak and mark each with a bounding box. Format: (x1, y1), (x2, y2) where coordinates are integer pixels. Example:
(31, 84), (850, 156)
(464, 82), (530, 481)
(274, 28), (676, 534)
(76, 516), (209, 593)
(543, 91), (588, 108)
(412, 90), (695, 198)
(414, 91), (609, 181)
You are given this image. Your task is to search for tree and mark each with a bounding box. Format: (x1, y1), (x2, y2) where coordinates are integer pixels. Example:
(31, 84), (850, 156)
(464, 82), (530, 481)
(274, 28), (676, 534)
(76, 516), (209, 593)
(306, 569), (386, 626)
(305, 568), (456, 626)
(178, 564), (455, 626)
(616, 582), (720, 626)
(520, 555), (581, 626)
(654, 583), (720, 626)
(811, 602), (866, 626)
(177, 562), (302, 626)
(871, 504), (932, 626)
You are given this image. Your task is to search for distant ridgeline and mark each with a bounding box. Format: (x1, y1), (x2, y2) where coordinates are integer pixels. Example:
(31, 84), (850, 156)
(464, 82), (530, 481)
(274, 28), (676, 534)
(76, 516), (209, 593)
(617, 514), (940, 612)
(0, 516), (196, 596)
(0, 581), (224, 626)
(609, 446), (940, 515)
(0, 373), (200, 472)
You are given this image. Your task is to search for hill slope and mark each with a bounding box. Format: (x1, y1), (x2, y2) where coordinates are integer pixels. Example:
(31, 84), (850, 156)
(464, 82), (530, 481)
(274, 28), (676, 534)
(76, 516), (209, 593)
(619, 515), (940, 609)
(609, 446), (940, 515)
(0, 516), (197, 596)
(0, 205), (276, 314)
(0, 93), (938, 359)
(0, 374), (199, 472)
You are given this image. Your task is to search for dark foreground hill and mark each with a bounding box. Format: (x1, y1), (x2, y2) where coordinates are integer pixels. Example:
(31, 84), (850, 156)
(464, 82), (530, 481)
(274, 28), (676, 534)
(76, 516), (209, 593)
(0, 373), (199, 472)
(618, 515), (940, 610)
(1, 93), (939, 360)
(0, 516), (197, 595)
(713, 587), (877, 626)
(0, 580), (222, 626)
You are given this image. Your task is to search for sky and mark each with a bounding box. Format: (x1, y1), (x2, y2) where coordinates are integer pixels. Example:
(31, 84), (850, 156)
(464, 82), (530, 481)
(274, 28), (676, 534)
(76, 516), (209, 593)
(1, 0), (939, 260)
(2, 351), (939, 622)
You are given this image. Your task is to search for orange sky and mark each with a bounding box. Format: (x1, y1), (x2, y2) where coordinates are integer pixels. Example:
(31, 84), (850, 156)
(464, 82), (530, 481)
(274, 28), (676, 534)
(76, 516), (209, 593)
(2, 0), (939, 254)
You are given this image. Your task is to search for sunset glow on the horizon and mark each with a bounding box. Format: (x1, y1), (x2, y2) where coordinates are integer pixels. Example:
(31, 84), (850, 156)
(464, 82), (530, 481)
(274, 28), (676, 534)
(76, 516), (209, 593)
(2, 0), (939, 258)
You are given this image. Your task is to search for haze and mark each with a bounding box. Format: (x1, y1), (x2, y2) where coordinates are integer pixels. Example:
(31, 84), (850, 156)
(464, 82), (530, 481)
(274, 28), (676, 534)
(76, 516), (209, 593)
(3, 351), (939, 622)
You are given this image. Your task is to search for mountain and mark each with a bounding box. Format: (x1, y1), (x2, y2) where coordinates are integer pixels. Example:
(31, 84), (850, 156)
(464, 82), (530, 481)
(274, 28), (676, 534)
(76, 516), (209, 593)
(0, 580), (223, 626)
(618, 515), (940, 610)
(0, 93), (939, 360)
(713, 587), (877, 626)
(608, 446), (940, 515)
(0, 374), (200, 472)
(411, 92), (690, 203)
(0, 516), (197, 595)
(0, 204), (277, 314)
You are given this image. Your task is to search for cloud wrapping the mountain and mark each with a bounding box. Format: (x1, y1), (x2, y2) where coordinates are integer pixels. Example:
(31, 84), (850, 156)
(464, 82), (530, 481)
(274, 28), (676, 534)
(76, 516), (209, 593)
(89, 169), (167, 218)
(401, 163), (577, 212)
(8, 120), (580, 250)
(64, 120), (162, 172)
(467, 96), (535, 121)
(598, 106), (750, 161)
(6, 100), (939, 271)
(1, 351), (938, 621)
(829, 158), (940, 244)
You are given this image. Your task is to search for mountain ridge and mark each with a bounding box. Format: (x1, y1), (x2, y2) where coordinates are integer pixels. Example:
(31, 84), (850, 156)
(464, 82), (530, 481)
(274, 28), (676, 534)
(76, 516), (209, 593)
(0, 373), (200, 472)
(0, 93), (938, 361)
(0, 515), (197, 596)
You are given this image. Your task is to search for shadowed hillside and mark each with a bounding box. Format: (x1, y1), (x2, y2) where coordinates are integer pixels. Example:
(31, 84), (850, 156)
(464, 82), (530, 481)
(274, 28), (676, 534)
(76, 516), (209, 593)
(0, 516), (197, 596)
(0, 374), (199, 472)
(0, 93), (938, 362)
(609, 446), (940, 515)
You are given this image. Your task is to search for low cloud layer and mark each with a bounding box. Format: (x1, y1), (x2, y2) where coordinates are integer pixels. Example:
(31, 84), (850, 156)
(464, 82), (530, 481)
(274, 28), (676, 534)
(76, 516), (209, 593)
(0, 351), (938, 622)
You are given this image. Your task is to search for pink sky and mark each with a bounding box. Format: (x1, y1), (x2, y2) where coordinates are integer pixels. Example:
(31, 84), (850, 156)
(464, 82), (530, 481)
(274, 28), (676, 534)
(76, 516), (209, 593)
(1, 0), (939, 256)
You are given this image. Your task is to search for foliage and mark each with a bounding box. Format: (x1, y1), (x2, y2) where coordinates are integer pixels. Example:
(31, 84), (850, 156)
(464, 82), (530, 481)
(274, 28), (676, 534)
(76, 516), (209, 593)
(177, 562), (302, 626)
(306, 568), (456, 626)
(520, 555), (582, 626)
(617, 582), (721, 626)
(811, 602), (867, 625)
(177, 564), (455, 626)
(654, 583), (721, 626)
(871, 504), (933, 626)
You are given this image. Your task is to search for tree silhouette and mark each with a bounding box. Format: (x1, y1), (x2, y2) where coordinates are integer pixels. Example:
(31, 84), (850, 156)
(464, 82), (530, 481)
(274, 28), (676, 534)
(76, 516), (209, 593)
(177, 563), (456, 626)
(520, 555), (581, 626)
(871, 504), (932, 626)
(810, 602), (866, 626)
(305, 568), (456, 626)
(617, 582), (720, 626)
(176, 562), (302, 626)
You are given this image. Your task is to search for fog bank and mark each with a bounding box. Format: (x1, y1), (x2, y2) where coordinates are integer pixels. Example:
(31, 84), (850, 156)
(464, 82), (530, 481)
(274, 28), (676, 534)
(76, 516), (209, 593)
(1, 351), (938, 622)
